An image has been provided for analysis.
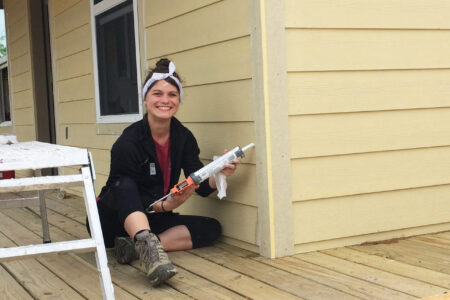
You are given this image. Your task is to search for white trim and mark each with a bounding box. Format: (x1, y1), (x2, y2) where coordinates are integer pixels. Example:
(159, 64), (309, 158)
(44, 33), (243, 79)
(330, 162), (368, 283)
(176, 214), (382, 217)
(93, 0), (127, 16)
(133, 0), (143, 111)
(91, 0), (143, 124)
(96, 113), (142, 124)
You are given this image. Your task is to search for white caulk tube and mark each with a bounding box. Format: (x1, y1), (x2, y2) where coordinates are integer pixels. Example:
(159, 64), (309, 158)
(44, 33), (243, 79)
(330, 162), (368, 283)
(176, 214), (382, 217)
(189, 143), (255, 185)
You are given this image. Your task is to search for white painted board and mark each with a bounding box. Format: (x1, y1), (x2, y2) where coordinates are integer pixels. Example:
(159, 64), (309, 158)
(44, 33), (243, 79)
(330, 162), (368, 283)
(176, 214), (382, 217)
(0, 142), (89, 171)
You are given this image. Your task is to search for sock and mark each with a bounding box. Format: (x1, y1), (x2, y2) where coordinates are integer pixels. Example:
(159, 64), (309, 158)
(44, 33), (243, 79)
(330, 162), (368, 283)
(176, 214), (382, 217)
(134, 229), (150, 242)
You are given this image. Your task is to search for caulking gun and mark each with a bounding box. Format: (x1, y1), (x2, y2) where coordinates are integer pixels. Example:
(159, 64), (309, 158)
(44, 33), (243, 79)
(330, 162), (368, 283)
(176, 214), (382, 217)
(145, 143), (255, 213)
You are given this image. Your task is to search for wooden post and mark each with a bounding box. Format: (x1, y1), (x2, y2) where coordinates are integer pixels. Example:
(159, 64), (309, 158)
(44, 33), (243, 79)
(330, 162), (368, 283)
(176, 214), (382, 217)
(250, 0), (294, 257)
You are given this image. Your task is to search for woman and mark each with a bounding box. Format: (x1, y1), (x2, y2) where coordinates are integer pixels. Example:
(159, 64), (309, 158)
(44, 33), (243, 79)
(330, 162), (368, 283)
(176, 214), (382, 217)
(93, 59), (238, 286)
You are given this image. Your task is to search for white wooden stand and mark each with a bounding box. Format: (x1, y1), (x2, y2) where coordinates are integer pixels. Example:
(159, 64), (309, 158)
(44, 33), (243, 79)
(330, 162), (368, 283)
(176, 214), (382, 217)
(0, 142), (115, 299)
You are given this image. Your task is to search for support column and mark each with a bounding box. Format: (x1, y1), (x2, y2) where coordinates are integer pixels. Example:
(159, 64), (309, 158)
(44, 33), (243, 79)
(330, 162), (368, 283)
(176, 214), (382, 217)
(250, 0), (294, 258)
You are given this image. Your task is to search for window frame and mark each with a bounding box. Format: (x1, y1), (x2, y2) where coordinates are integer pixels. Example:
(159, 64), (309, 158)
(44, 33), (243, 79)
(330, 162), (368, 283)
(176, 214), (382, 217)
(90, 0), (143, 124)
(0, 56), (11, 127)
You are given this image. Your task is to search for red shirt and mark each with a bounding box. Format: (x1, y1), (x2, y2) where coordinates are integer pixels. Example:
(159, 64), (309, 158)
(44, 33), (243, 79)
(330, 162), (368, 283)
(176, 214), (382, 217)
(154, 138), (171, 194)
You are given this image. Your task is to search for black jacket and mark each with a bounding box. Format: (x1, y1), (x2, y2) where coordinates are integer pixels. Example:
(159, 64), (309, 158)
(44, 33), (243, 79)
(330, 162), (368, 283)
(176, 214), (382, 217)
(100, 115), (215, 208)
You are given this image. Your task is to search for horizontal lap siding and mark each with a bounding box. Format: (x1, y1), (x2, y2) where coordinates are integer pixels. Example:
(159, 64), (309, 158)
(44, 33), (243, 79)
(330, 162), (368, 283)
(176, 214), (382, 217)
(287, 0), (450, 249)
(145, 0), (256, 248)
(50, 0), (104, 196)
(4, 0), (35, 140)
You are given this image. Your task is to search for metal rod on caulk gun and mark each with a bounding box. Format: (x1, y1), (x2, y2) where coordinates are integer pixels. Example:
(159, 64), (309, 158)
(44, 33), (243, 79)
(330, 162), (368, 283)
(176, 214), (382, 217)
(145, 143), (255, 213)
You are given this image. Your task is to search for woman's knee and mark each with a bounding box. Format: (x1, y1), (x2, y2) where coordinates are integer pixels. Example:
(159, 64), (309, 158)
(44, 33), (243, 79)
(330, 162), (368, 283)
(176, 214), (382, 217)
(191, 217), (222, 248)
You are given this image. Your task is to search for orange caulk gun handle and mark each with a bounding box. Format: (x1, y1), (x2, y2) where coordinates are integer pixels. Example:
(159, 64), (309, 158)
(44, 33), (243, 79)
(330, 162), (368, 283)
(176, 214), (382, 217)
(169, 176), (200, 196)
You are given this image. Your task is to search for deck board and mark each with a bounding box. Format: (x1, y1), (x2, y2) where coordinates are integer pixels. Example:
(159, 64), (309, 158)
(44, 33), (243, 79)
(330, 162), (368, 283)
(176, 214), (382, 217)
(0, 191), (449, 299)
(294, 251), (447, 298)
(189, 245), (357, 299)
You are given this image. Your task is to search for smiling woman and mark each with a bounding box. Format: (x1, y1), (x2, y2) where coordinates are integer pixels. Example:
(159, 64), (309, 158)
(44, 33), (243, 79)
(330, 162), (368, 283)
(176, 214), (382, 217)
(88, 58), (240, 287)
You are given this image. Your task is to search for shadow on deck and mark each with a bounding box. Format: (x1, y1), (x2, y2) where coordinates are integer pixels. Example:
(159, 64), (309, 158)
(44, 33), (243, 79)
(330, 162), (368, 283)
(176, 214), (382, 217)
(0, 191), (449, 299)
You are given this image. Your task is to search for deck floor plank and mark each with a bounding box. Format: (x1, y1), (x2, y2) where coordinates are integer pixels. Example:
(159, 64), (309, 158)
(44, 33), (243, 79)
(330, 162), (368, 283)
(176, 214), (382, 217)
(410, 235), (450, 250)
(167, 250), (302, 299)
(0, 191), (449, 300)
(1, 207), (140, 299)
(323, 247), (450, 289)
(434, 232), (450, 241)
(190, 245), (358, 300)
(295, 251), (447, 298)
(27, 204), (89, 239)
(255, 255), (415, 299)
(0, 222), (85, 299)
(351, 242), (450, 275)
(79, 252), (192, 300)
(0, 263), (34, 299)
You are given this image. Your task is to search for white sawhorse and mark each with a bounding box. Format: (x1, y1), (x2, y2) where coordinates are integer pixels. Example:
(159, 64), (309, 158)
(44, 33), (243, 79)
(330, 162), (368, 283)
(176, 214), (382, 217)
(0, 142), (114, 299)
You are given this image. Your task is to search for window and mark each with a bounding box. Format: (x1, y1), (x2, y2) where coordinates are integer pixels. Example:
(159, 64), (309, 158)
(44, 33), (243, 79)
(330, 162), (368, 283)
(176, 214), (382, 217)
(91, 0), (142, 123)
(0, 60), (10, 124)
(0, 7), (9, 126)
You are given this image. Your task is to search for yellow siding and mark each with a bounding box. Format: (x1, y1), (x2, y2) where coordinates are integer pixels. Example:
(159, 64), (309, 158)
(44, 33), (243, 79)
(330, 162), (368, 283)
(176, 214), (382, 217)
(54, 0), (82, 17)
(48, 0), (106, 196)
(293, 185), (450, 245)
(286, 29), (450, 72)
(54, 0), (90, 38)
(290, 109), (450, 158)
(285, 0), (450, 29)
(55, 23), (91, 59)
(12, 90), (32, 110)
(177, 80), (254, 122)
(10, 53), (31, 77)
(11, 71), (31, 93)
(4, 0), (36, 141)
(146, 0), (249, 59)
(288, 69), (450, 115)
(146, 0), (255, 247)
(287, 0), (450, 252)
(145, 0), (220, 27)
(148, 36), (252, 86)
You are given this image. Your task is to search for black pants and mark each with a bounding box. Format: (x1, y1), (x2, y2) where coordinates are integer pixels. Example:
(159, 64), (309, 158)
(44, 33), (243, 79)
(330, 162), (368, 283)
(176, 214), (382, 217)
(89, 176), (221, 249)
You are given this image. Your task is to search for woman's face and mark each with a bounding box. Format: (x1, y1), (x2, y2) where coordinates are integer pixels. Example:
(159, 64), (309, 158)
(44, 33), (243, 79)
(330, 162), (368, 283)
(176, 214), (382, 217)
(145, 80), (180, 121)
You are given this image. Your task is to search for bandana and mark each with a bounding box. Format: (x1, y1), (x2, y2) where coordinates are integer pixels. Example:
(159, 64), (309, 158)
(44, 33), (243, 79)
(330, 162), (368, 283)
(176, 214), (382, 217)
(142, 61), (183, 101)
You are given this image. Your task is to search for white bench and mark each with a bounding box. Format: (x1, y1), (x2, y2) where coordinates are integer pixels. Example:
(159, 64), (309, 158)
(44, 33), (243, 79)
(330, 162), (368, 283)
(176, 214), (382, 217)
(0, 141), (114, 299)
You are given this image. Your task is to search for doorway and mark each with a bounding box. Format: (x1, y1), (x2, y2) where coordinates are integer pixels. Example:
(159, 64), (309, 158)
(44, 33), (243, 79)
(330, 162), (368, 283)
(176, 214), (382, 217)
(28, 0), (56, 145)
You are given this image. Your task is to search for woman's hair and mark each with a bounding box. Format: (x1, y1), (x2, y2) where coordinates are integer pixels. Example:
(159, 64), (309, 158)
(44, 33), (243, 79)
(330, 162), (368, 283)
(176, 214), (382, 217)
(143, 58), (182, 96)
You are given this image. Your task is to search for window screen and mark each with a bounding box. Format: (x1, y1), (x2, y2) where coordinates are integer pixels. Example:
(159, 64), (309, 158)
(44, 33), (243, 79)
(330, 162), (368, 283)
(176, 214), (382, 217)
(95, 0), (139, 116)
(0, 67), (10, 123)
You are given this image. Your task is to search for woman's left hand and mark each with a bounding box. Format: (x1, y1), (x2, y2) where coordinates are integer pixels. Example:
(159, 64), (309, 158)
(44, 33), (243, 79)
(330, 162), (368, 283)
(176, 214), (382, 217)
(220, 149), (240, 177)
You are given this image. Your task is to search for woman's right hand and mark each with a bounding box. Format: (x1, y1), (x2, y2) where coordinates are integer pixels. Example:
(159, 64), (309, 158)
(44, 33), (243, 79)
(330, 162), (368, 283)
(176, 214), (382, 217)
(164, 185), (195, 211)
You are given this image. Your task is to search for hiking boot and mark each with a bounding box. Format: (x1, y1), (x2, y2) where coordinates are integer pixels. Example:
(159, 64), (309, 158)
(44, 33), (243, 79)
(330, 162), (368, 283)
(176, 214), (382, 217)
(114, 236), (137, 264)
(135, 230), (177, 286)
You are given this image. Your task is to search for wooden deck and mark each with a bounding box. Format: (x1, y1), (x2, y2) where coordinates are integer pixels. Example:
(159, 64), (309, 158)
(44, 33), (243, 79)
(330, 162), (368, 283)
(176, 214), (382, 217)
(0, 191), (449, 299)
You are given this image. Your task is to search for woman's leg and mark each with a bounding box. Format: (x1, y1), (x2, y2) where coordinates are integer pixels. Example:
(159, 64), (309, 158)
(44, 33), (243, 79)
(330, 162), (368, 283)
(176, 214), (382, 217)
(150, 214), (222, 251)
(158, 225), (193, 251)
(124, 211), (150, 239)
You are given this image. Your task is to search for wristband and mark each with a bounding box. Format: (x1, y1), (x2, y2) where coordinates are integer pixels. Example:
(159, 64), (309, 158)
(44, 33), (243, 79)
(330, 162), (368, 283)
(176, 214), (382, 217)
(161, 200), (167, 212)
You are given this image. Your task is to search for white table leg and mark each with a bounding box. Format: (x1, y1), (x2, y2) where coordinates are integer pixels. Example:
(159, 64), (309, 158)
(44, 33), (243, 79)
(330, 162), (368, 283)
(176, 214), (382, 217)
(81, 166), (115, 299)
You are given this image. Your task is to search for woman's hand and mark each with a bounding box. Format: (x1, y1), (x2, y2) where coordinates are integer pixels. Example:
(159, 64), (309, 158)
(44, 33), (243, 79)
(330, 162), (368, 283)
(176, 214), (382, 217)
(163, 185), (195, 211)
(220, 149), (241, 177)
(208, 149), (241, 189)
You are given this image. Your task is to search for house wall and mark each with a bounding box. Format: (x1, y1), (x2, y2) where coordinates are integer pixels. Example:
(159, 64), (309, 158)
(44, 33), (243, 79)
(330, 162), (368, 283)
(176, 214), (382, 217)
(46, 0), (258, 251)
(144, 0), (258, 251)
(48, 0), (117, 195)
(286, 0), (450, 253)
(1, 0), (35, 141)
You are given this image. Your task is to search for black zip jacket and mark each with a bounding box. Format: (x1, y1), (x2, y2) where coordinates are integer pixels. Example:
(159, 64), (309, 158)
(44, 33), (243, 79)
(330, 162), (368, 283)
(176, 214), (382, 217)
(99, 115), (215, 208)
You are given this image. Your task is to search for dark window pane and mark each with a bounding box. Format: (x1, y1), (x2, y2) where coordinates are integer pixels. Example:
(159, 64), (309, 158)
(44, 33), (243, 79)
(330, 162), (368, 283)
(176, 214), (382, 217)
(96, 0), (138, 116)
(0, 68), (9, 122)
(94, 0), (103, 4)
(2, 68), (10, 121)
